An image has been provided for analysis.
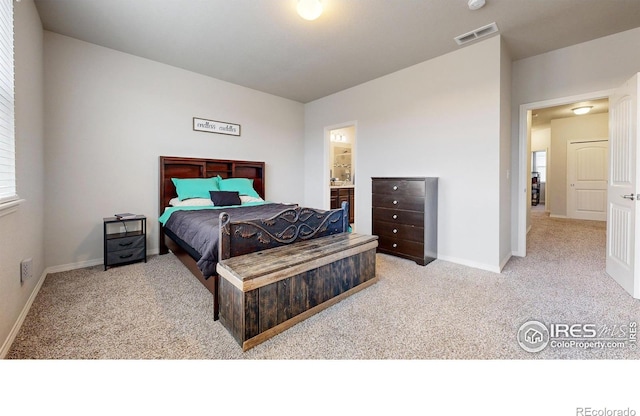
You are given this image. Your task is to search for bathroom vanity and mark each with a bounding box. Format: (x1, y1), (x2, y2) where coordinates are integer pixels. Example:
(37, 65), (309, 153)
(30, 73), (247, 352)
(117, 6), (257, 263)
(330, 185), (354, 224)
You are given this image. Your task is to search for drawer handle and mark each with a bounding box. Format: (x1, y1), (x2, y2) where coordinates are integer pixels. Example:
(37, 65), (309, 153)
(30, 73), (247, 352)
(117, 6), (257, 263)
(392, 214), (398, 219)
(392, 243), (397, 248)
(119, 253), (134, 259)
(393, 229), (398, 234)
(393, 185), (398, 190)
(118, 242), (134, 247)
(393, 200), (398, 205)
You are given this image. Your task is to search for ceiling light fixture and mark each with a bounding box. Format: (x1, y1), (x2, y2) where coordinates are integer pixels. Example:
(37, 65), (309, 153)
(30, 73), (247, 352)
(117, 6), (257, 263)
(297, 0), (323, 21)
(572, 106), (593, 115)
(468, 0), (486, 10)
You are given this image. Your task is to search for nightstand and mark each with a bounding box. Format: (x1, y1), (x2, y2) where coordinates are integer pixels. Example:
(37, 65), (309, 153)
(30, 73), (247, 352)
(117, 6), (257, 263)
(103, 215), (147, 270)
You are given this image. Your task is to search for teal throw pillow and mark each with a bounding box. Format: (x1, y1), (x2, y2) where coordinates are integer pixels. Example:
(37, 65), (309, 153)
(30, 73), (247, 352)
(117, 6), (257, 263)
(218, 177), (260, 198)
(171, 177), (220, 200)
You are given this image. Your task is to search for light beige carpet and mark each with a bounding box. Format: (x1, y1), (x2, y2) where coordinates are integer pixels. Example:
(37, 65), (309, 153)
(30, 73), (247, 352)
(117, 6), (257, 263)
(7, 210), (640, 359)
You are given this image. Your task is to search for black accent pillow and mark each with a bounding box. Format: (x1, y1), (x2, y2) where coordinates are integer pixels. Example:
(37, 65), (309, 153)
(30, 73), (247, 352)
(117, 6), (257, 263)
(210, 191), (241, 207)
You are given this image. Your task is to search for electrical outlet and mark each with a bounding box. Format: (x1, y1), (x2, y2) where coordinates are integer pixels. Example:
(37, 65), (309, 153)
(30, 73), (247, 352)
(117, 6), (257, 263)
(20, 258), (32, 283)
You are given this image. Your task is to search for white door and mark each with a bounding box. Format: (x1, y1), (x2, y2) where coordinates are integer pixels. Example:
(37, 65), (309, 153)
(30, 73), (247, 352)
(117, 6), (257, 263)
(606, 73), (640, 299)
(567, 140), (608, 221)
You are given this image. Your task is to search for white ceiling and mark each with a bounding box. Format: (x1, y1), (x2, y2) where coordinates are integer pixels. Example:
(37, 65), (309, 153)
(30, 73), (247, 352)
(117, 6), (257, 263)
(34, 0), (640, 103)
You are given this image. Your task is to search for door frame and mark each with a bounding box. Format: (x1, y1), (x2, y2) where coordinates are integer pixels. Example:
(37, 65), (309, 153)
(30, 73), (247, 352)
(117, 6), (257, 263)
(516, 89), (613, 257)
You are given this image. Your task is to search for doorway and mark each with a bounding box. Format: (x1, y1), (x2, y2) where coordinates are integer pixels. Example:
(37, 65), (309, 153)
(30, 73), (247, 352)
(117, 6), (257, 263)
(326, 123), (357, 228)
(517, 91), (612, 257)
(519, 75), (640, 300)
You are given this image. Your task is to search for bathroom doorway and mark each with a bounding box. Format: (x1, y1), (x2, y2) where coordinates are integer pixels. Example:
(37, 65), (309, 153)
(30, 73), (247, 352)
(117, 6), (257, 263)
(328, 125), (356, 227)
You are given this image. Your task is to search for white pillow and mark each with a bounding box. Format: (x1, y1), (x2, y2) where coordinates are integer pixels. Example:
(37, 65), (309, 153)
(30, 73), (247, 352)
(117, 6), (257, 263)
(240, 195), (264, 204)
(169, 197), (213, 207)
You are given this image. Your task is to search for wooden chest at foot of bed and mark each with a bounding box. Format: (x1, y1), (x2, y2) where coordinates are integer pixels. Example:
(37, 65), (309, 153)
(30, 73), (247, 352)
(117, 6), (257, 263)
(216, 233), (378, 351)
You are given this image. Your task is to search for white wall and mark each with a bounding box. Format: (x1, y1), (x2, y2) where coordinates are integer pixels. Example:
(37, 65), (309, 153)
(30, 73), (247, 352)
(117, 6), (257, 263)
(548, 113), (608, 217)
(499, 39), (512, 269)
(304, 36), (505, 272)
(43, 32), (305, 270)
(531, 128), (550, 151)
(0, 0), (45, 356)
(511, 26), (640, 253)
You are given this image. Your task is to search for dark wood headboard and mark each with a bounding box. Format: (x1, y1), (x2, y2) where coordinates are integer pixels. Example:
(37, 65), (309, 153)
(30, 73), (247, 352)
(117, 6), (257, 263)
(159, 156), (266, 212)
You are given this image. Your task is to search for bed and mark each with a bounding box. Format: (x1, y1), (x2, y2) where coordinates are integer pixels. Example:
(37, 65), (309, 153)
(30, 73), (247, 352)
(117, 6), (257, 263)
(158, 156), (352, 321)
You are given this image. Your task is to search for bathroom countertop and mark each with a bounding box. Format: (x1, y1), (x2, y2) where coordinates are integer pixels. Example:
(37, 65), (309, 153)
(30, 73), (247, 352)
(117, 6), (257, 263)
(330, 184), (355, 189)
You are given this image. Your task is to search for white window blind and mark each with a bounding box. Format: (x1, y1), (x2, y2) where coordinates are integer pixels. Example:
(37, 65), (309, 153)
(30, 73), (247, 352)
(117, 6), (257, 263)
(0, 0), (15, 204)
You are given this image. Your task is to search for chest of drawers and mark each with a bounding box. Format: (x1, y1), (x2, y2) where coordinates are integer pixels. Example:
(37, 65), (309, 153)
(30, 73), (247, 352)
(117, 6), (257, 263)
(371, 177), (437, 265)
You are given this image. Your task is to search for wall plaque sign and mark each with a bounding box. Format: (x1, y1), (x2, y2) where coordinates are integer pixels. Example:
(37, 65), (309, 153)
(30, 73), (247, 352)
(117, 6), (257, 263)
(193, 117), (241, 136)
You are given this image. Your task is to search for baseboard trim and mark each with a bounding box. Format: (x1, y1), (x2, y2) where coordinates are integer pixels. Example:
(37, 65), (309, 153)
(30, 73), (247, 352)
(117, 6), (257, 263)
(499, 253), (512, 271)
(46, 249), (159, 274)
(436, 254), (502, 274)
(0, 267), (48, 359)
(46, 258), (103, 274)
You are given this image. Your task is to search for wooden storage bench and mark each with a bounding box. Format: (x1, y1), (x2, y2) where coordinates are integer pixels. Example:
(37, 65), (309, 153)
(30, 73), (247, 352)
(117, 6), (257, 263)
(216, 232), (379, 351)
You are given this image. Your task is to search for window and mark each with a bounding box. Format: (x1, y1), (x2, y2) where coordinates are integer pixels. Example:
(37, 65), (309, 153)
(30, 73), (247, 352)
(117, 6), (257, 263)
(0, 0), (15, 205)
(532, 151), (546, 183)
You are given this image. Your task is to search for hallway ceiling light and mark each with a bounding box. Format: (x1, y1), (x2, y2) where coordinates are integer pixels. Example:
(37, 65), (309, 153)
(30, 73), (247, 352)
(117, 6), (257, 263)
(572, 106), (593, 115)
(297, 0), (323, 21)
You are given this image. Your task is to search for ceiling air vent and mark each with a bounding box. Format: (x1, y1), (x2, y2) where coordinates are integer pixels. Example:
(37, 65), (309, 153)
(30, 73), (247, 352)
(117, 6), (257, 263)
(454, 22), (499, 46)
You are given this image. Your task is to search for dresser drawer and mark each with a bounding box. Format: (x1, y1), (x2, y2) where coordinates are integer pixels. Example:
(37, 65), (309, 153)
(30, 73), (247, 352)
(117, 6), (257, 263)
(372, 179), (425, 197)
(377, 236), (425, 260)
(372, 193), (425, 212)
(372, 207), (423, 226)
(106, 234), (145, 252)
(106, 247), (146, 266)
(373, 220), (424, 243)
